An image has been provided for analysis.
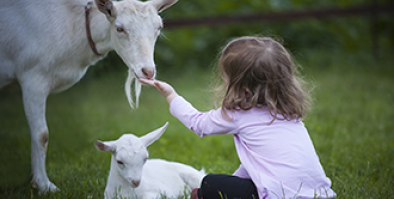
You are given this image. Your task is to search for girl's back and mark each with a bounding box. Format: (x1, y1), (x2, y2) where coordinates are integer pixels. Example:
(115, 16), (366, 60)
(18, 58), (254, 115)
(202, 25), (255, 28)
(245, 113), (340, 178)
(230, 107), (333, 198)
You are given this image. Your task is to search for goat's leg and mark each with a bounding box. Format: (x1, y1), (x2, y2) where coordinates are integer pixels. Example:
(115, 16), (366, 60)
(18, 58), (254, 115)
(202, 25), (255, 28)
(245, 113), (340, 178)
(21, 84), (58, 193)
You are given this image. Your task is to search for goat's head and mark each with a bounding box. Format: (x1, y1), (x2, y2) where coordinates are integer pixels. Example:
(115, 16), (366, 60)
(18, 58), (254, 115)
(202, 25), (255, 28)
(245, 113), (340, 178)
(94, 0), (178, 108)
(95, 122), (168, 188)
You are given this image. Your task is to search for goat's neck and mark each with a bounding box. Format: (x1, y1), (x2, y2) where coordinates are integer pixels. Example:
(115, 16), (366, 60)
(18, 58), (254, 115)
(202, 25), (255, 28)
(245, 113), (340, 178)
(87, 4), (113, 56)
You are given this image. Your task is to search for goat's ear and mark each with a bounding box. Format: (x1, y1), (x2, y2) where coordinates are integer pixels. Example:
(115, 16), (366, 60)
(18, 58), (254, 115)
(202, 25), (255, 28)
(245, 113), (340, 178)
(95, 0), (117, 19)
(141, 122), (169, 147)
(95, 140), (116, 152)
(149, 0), (178, 13)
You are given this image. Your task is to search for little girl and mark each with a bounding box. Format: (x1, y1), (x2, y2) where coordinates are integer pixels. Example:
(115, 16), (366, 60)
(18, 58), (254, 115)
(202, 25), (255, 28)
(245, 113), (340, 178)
(140, 36), (336, 199)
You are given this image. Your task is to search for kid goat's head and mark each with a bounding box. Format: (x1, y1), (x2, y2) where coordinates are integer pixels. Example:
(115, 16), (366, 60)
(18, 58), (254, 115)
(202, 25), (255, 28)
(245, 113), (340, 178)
(94, 122), (168, 188)
(94, 0), (178, 108)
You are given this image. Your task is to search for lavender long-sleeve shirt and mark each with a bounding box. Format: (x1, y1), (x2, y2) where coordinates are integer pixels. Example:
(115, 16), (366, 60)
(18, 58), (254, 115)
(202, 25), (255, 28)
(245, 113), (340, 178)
(170, 96), (336, 199)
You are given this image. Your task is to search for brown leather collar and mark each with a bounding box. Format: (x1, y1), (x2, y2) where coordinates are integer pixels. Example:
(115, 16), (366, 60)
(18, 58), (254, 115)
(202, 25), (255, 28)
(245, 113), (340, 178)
(85, 2), (103, 56)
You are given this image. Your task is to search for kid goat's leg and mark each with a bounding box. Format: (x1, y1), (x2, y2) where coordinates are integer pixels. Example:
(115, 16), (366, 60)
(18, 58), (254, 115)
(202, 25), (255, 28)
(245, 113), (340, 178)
(21, 82), (58, 193)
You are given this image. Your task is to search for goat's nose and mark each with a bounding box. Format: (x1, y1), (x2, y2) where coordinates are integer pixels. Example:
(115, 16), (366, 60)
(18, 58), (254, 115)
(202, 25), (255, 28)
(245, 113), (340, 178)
(141, 67), (155, 79)
(132, 180), (140, 187)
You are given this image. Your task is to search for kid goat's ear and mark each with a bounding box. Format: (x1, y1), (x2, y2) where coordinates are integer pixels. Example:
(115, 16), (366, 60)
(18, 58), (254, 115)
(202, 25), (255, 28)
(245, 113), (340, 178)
(149, 0), (178, 13)
(94, 140), (116, 152)
(140, 122), (169, 147)
(95, 0), (117, 19)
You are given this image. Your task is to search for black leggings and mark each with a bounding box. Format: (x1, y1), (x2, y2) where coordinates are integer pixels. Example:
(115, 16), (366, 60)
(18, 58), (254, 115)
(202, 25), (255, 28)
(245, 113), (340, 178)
(197, 174), (259, 199)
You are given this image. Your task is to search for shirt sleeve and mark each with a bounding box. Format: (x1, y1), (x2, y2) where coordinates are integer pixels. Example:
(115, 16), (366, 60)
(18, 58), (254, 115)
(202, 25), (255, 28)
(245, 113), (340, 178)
(169, 96), (238, 137)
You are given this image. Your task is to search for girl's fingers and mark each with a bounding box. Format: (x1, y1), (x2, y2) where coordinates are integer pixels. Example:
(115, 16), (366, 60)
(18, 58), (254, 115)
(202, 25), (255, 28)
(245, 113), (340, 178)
(154, 81), (163, 89)
(139, 78), (155, 86)
(139, 78), (162, 91)
(138, 78), (149, 84)
(138, 78), (147, 84)
(139, 78), (171, 95)
(155, 82), (167, 93)
(138, 78), (175, 102)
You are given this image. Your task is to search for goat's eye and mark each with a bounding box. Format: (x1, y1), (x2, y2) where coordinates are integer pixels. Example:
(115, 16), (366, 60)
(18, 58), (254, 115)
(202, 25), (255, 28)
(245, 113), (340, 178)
(116, 26), (124, 33)
(117, 160), (124, 165)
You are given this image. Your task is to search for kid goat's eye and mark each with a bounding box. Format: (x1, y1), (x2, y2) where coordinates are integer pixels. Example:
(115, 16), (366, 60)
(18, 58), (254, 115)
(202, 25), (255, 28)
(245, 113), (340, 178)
(117, 160), (124, 165)
(116, 27), (124, 32)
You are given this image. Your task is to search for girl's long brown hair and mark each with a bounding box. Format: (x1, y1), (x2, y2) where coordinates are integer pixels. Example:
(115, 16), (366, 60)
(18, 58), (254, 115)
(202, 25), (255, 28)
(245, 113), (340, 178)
(213, 36), (311, 122)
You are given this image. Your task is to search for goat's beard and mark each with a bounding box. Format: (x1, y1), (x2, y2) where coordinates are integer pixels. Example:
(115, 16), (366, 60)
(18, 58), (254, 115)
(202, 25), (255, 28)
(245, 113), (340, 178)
(125, 69), (141, 109)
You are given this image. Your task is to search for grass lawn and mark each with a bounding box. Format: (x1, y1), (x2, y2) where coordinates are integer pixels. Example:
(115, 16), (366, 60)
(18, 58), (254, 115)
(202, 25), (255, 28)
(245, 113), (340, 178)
(0, 51), (393, 198)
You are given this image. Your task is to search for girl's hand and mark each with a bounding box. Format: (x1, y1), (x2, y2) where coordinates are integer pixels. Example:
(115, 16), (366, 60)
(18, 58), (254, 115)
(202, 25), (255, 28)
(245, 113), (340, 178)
(139, 78), (179, 104)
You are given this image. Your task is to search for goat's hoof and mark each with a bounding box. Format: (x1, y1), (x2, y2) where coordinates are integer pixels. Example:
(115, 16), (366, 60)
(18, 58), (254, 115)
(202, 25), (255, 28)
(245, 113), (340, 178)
(35, 181), (60, 194)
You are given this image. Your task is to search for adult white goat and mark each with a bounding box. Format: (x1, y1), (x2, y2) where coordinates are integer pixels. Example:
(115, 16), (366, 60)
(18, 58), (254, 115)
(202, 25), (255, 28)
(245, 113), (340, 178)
(95, 122), (205, 199)
(0, 0), (178, 193)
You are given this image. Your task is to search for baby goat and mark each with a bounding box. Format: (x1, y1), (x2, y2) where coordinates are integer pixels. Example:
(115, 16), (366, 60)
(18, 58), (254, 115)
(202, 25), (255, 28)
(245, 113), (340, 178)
(95, 122), (205, 199)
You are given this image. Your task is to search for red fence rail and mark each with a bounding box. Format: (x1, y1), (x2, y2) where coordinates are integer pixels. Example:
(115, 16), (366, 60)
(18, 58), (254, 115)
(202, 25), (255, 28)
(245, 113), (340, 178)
(163, 4), (394, 28)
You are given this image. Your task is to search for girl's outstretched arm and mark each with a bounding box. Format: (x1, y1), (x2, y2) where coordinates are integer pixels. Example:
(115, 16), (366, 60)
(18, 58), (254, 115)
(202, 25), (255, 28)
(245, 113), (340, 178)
(139, 78), (179, 104)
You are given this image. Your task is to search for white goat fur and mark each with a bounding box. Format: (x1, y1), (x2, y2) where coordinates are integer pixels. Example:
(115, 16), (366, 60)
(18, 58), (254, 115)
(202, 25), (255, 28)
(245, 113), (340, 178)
(95, 122), (205, 199)
(0, 0), (178, 193)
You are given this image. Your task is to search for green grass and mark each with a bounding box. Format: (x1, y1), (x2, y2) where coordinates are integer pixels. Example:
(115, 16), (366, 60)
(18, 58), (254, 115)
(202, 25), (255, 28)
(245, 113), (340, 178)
(0, 50), (393, 198)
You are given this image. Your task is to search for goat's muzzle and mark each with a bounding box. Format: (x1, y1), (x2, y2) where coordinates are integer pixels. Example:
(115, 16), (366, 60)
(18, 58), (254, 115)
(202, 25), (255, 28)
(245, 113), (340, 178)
(141, 67), (155, 79)
(131, 180), (141, 187)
